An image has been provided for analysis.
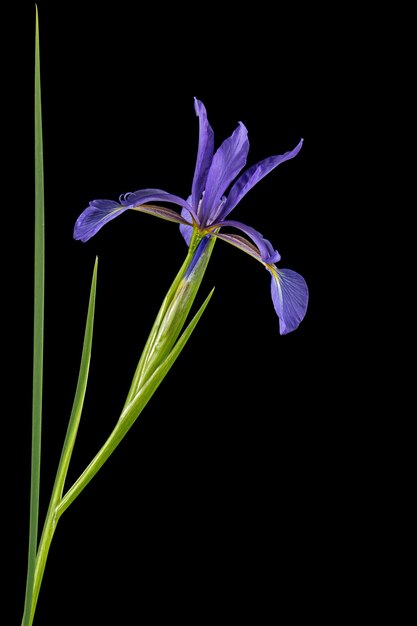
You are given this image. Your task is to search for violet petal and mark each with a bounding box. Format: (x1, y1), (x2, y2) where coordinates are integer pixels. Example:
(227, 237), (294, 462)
(219, 139), (304, 220)
(270, 268), (309, 335)
(192, 98), (215, 218)
(201, 122), (249, 223)
(74, 199), (127, 242)
(213, 218), (278, 262)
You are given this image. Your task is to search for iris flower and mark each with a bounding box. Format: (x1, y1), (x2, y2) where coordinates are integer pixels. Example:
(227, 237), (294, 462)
(74, 98), (308, 334)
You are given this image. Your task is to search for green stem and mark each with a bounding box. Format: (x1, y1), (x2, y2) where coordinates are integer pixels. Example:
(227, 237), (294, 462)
(27, 508), (59, 626)
(56, 280), (215, 518)
(56, 413), (137, 515)
(22, 8), (44, 625)
(124, 230), (204, 404)
(58, 234), (215, 518)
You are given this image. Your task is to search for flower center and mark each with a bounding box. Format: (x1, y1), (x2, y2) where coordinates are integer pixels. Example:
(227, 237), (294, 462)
(203, 196), (226, 228)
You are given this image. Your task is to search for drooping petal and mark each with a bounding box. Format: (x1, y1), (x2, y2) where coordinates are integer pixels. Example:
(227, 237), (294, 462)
(214, 232), (263, 262)
(122, 188), (197, 220)
(131, 204), (192, 225)
(74, 199), (127, 242)
(219, 139), (304, 220)
(74, 189), (195, 242)
(209, 228), (307, 334)
(213, 219), (280, 263)
(201, 122), (249, 224)
(214, 231), (281, 265)
(269, 267), (308, 335)
(179, 206), (194, 245)
(192, 98), (214, 217)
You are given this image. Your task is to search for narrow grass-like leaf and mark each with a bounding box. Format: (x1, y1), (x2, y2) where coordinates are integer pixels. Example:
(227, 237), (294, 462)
(50, 257), (98, 502)
(22, 7), (44, 625)
(27, 259), (98, 624)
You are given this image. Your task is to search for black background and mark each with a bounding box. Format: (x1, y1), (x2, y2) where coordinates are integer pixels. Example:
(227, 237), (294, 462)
(9, 2), (362, 624)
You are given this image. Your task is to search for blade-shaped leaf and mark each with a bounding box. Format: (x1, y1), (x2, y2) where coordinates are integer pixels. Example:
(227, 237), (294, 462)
(27, 258), (98, 623)
(22, 8), (44, 625)
(53, 258), (98, 502)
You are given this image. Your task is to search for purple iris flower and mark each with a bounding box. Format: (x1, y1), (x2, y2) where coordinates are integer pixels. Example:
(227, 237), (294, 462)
(74, 98), (308, 334)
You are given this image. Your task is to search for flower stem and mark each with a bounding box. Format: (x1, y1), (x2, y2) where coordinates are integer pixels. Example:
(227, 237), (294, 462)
(124, 230), (204, 403)
(58, 233), (215, 517)
(26, 508), (59, 626)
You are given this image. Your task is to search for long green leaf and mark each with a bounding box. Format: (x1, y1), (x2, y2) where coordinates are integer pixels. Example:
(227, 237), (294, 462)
(28, 258), (99, 624)
(52, 257), (98, 501)
(22, 7), (44, 625)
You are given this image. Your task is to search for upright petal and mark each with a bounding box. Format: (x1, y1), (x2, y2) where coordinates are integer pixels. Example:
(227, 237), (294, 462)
(74, 199), (127, 242)
(269, 267), (308, 335)
(219, 139), (304, 220)
(192, 98), (214, 217)
(201, 122), (249, 224)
